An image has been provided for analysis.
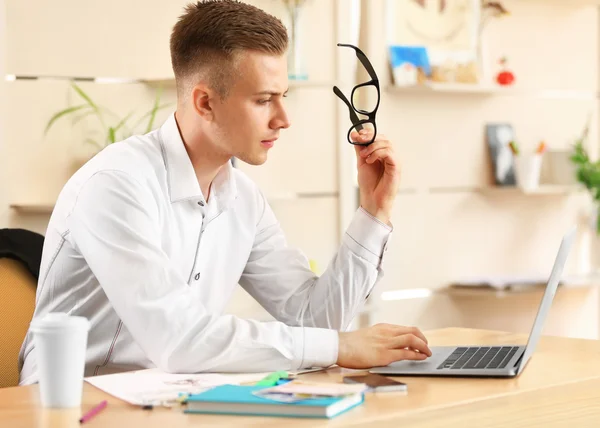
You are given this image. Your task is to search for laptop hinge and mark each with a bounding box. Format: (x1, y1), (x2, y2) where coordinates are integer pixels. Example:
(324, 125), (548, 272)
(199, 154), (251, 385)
(513, 351), (525, 368)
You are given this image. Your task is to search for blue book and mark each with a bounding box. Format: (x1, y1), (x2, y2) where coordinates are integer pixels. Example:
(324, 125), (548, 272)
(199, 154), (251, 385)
(184, 384), (364, 419)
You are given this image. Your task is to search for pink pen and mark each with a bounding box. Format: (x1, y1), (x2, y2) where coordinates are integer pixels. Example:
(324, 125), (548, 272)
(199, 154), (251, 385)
(79, 400), (108, 424)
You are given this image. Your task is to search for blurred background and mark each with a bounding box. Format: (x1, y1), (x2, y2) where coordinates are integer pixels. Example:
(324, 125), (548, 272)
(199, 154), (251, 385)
(1, 0), (600, 340)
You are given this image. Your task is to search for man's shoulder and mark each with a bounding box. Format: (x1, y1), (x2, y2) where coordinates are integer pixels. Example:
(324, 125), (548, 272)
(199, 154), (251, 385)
(75, 132), (164, 186)
(53, 132), (166, 216)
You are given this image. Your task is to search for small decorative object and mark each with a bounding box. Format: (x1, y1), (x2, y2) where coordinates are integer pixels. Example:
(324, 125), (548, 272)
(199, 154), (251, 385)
(478, 1), (510, 82)
(430, 57), (479, 84)
(389, 45), (431, 86)
(280, 0), (309, 80)
(496, 56), (515, 86)
(486, 123), (516, 186)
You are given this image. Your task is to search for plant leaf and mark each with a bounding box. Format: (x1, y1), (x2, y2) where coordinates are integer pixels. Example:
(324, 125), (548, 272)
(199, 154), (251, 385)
(71, 109), (98, 126)
(108, 127), (116, 144)
(113, 111), (134, 133)
(44, 105), (90, 135)
(71, 83), (98, 111)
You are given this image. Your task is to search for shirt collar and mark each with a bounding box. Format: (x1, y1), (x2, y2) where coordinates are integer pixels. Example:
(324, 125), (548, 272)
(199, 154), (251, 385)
(159, 113), (237, 209)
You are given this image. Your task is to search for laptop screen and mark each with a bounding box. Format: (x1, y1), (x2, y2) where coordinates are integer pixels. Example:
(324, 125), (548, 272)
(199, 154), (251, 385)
(517, 226), (577, 373)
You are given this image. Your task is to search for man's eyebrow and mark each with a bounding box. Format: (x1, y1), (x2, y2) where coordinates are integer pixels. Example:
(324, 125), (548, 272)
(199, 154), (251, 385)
(254, 89), (289, 96)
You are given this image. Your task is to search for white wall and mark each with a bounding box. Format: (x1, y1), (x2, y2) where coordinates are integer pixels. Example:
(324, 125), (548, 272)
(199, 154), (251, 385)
(0, 0), (7, 226)
(1, 0), (599, 338)
(352, 0), (600, 338)
(0, 0), (350, 319)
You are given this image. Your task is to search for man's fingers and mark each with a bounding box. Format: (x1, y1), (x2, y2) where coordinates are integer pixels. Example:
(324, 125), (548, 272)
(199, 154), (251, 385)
(390, 334), (432, 357)
(392, 326), (428, 345)
(359, 138), (390, 156)
(365, 148), (395, 166)
(388, 348), (429, 362)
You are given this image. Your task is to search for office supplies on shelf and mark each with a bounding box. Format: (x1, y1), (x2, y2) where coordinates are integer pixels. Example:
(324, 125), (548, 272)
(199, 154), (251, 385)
(79, 400), (108, 424)
(184, 384), (364, 418)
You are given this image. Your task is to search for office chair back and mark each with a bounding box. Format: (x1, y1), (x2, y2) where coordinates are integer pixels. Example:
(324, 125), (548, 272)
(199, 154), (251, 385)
(0, 258), (36, 388)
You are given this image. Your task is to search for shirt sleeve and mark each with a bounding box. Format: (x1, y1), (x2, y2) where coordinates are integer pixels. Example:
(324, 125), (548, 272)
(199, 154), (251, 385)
(67, 170), (337, 372)
(239, 190), (393, 362)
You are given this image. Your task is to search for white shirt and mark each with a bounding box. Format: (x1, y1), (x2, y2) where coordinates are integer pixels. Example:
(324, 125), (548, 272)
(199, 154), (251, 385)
(18, 113), (392, 385)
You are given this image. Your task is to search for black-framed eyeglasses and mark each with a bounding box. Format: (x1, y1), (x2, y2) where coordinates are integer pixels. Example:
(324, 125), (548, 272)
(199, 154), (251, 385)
(333, 43), (380, 146)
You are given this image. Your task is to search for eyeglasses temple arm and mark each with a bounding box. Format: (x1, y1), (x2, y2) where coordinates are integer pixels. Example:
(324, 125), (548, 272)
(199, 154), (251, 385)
(337, 43), (379, 82)
(333, 86), (364, 131)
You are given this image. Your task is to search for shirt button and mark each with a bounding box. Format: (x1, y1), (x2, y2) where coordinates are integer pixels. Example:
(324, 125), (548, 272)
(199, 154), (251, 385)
(194, 272), (200, 281)
(197, 201), (205, 207)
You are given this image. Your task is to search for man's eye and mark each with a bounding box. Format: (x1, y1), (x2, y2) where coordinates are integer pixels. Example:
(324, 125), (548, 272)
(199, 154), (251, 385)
(258, 99), (271, 105)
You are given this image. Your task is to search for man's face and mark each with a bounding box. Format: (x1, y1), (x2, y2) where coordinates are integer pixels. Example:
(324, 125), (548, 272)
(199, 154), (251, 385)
(209, 51), (291, 165)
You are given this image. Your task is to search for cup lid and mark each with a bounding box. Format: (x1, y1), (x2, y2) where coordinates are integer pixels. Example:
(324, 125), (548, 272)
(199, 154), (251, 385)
(30, 312), (90, 333)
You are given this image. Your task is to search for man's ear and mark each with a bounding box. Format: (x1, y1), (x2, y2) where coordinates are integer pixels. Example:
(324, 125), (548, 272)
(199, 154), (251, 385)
(191, 83), (214, 121)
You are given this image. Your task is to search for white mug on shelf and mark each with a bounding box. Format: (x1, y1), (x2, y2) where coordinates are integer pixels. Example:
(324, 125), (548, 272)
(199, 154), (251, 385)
(514, 153), (542, 191)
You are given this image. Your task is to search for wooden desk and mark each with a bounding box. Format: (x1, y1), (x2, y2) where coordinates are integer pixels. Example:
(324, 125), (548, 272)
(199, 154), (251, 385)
(2, 328), (600, 427)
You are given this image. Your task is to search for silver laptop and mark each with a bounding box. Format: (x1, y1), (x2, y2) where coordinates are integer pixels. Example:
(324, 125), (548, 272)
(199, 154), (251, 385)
(370, 226), (576, 378)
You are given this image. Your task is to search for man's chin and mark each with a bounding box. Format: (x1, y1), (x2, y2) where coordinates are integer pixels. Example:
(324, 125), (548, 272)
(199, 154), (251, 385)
(237, 153), (268, 166)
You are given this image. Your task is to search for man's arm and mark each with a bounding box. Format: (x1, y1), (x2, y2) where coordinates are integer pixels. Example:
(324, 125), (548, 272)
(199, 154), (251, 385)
(67, 170), (338, 373)
(239, 194), (390, 332)
(238, 194), (432, 366)
(239, 128), (399, 332)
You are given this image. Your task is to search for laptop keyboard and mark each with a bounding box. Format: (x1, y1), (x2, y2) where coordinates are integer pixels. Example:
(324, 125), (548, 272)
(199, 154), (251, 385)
(437, 346), (519, 370)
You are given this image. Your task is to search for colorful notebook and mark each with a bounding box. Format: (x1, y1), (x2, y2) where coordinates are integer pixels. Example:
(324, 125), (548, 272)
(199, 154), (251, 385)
(184, 384), (364, 419)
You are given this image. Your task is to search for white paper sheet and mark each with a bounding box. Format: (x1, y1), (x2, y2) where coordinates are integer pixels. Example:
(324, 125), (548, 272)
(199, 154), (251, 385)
(85, 368), (272, 406)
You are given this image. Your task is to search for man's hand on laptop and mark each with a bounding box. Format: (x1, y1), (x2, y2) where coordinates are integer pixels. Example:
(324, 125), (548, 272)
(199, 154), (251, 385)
(336, 324), (432, 369)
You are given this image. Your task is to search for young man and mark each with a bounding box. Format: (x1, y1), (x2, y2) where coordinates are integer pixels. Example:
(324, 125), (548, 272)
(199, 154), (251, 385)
(19, 0), (431, 385)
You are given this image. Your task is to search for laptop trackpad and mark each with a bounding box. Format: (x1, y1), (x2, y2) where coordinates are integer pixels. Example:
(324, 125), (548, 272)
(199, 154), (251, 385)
(369, 346), (455, 374)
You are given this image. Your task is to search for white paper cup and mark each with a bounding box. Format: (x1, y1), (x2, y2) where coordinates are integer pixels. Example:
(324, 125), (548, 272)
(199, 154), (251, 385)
(30, 313), (90, 408)
(514, 154), (542, 191)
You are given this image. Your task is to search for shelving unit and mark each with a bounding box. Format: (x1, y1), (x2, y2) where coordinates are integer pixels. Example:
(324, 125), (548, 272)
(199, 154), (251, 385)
(143, 77), (336, 90)
(9, 192), (341, 215)
(396, 185), (580, 196)
(9, 203), (55, 215)
(523, 0), (600, 6)
(477, 184), (581, 196)
(386, 83), (597, 100)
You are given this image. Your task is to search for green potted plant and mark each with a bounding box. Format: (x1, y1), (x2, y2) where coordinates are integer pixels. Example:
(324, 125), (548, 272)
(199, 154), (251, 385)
(45, 81), (172, 162)
(570, 119), (600, 234)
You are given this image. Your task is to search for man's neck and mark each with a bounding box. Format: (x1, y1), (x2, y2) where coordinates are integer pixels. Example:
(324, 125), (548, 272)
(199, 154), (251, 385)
(174, 110), (229, 201)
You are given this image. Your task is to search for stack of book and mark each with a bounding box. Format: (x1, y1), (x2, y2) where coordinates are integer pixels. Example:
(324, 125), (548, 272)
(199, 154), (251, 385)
(184, 380), (367, 419)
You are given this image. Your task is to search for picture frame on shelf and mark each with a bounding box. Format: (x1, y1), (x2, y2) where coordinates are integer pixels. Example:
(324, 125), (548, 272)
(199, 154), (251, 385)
(385, 0), (481, 85)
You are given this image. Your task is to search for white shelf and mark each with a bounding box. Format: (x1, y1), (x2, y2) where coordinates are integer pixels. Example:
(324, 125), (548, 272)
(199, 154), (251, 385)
(143, 77), (335, 89)
(397, 185), (580, 195)
(9, 192), (340, 214)
(386, 83), (597, 100)
(10, 203), (55, 214)
(267, 191), (339, 200)
(524, 0), (600, 6)
(478, 185), (581, 195)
